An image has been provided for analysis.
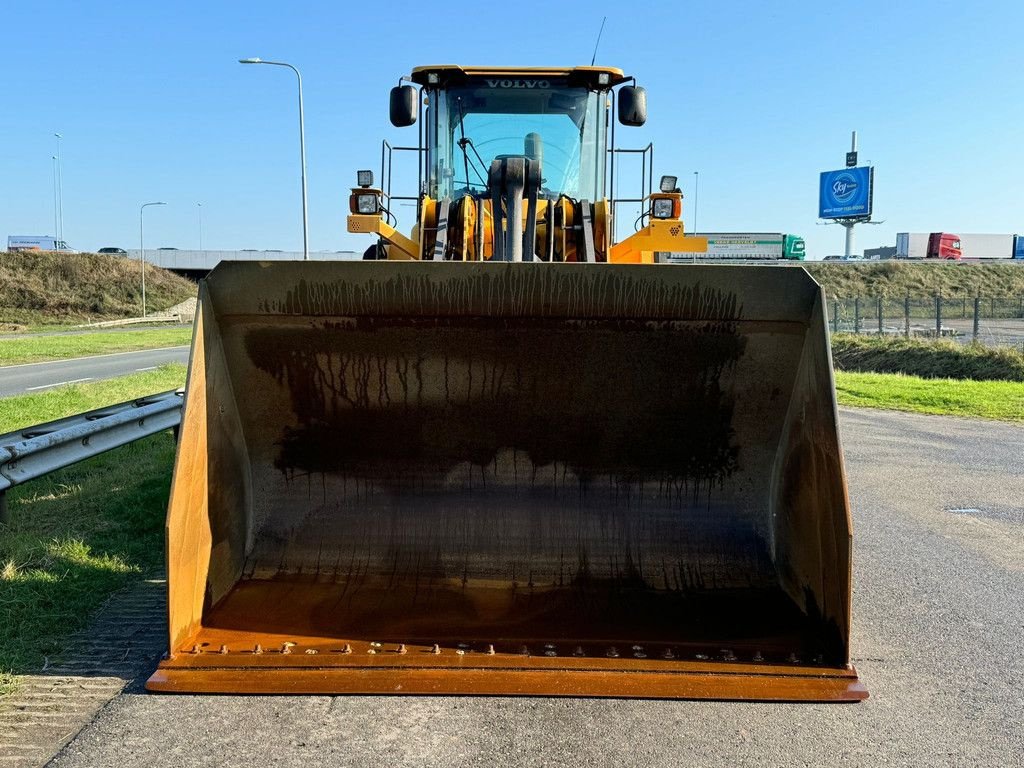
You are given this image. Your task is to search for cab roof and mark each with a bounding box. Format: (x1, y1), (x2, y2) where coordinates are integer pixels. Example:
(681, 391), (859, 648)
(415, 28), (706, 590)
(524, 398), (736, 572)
(409, 65), (628, 89)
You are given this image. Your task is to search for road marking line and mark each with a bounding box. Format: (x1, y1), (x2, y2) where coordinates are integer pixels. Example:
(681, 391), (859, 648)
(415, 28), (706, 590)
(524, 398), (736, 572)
(135, 366), (158, 372)
(25, 377), (94, 391)
(0, 345), (190, 370)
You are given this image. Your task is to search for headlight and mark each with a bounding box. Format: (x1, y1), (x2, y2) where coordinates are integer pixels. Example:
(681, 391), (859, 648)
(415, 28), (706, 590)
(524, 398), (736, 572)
(356, 194), (379, 214)
(652, 198), (674, 219)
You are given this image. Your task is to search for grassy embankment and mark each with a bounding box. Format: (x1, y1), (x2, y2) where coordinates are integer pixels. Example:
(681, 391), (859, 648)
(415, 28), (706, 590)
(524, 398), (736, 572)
(831, 334), (1024, 381)
(804, 260), (1024, 299)
(0, 250), (195, 331)
(0, 366), (186, 696)
(0, 327), (193, 366)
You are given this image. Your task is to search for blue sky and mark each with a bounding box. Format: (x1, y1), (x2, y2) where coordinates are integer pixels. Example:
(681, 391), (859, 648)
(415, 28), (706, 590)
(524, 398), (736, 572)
(2, 1), (1022, 258)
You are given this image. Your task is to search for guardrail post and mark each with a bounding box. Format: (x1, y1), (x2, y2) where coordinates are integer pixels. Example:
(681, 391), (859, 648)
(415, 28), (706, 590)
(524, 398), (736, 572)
(832, 299), (839, 334)
(973, 297), (981, 341)
(935, 295), (942, 337)
(877, 297), (883, 334)
(854, 298), (861, 334)
(904, 295), (911, 338)
(0, 491), (8, 526)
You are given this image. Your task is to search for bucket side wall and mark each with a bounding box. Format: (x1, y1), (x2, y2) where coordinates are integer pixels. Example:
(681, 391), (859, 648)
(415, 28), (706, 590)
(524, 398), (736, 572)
(166, 284), (253, 650)
(768, 288), (852, 662)
(166, 294), (212, 651)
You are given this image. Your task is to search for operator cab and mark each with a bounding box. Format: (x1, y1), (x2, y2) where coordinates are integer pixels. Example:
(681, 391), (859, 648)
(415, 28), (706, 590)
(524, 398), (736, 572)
(383, 67), (647, 261)
(397, 67), (643, 204)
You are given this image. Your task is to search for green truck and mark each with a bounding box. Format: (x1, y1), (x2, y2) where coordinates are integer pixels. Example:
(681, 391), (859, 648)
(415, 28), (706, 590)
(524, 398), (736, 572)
(657, 232), (806, 262)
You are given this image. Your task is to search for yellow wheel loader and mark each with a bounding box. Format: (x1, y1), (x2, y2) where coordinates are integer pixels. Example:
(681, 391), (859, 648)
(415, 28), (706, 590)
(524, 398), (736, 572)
(148, 66), (867, 701)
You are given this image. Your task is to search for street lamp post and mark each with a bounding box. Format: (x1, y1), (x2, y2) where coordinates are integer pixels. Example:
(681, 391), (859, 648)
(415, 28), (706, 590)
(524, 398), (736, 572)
(692, 170), (699, 236)
(197, 202), (203, 251)
(239, 57), (309, 260)
(139, 202), (167, 318)
(51, 156), (59, 241)
(54, 133), (64, 244)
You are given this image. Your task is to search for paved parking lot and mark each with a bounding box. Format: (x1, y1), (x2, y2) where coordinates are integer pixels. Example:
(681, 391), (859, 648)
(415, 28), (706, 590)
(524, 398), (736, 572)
(37, 409), (1024, 766)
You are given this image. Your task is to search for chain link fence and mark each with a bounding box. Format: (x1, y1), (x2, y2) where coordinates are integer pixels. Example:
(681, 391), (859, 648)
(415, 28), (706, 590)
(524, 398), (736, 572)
(828, 296), (1024, 352)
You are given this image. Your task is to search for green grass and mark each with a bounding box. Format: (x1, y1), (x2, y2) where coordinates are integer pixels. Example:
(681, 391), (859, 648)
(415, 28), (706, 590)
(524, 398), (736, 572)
(0, 435), (175, 684)
(835, 371), (1024, 421)
(0, 327), (192, 366)
(0, 365), (187, 433)
(828, 334), (1024, 420)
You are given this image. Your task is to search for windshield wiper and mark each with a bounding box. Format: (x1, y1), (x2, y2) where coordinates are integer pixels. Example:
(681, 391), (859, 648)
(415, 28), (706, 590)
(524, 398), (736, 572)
(456, 98), (488, 189)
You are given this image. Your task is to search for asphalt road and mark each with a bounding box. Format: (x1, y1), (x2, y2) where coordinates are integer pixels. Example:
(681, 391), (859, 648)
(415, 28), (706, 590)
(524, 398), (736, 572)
(846, 318), (1024, 350)
(0, 346), (190, 398)
(944, 317), (1024, 349)
(48, 408), (1024, 767)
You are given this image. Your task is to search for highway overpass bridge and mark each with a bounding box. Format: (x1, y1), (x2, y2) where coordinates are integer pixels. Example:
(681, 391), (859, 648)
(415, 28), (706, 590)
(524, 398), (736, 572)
(127, 249), (360, 279)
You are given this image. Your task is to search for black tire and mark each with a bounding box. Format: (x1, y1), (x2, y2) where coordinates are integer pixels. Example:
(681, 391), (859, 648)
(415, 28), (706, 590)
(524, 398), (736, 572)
(362, 243), (387, 260)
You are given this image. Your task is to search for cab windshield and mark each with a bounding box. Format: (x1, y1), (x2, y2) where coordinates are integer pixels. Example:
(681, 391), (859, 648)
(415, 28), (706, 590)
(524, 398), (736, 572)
(428, 80), (606, 201)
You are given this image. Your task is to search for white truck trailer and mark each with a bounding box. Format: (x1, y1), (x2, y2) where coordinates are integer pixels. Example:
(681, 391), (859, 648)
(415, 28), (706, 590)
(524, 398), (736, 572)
(6, 235), (76, 253)
(958, 233), (1018, 259)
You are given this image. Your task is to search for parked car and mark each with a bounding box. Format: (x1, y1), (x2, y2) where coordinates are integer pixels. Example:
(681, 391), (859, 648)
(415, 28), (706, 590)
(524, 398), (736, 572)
(98, 247), (128, 254)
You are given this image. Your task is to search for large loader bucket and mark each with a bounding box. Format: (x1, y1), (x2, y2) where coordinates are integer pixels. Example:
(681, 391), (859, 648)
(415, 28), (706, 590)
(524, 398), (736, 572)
(148, 261), (866, 701)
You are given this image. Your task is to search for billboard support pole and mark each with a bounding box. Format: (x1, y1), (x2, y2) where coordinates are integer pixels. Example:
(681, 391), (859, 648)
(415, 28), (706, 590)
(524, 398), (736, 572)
(843, 132), (857, 258)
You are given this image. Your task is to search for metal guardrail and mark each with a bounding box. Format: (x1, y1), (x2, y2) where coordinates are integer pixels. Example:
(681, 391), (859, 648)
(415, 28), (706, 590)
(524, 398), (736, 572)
(0, 389), (184, 524)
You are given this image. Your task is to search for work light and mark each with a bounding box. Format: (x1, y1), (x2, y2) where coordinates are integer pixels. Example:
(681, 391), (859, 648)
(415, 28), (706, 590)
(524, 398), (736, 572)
(355, 194), (379, 214)
(652, 198), (674, 219)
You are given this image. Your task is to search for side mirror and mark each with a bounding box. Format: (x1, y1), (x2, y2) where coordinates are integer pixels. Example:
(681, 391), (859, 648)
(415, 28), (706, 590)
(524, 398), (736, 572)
(617, 85), (647, 127)
(389, 85), (418, 127)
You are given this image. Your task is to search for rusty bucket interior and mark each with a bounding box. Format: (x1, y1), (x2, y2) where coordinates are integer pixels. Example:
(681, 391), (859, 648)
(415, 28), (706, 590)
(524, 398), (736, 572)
(147, 261), (866, 701)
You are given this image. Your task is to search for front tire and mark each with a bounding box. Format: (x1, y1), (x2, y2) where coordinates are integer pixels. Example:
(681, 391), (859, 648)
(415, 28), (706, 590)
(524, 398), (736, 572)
(362, 243), (387, 260)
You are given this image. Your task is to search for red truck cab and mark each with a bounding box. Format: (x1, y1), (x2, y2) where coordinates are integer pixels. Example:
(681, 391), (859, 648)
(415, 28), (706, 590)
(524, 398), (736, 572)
(927, 232), (962, 259)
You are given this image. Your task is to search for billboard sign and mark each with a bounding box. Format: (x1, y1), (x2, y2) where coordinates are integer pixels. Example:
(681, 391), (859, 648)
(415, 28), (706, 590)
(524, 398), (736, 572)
(819, 167), (873, 219)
